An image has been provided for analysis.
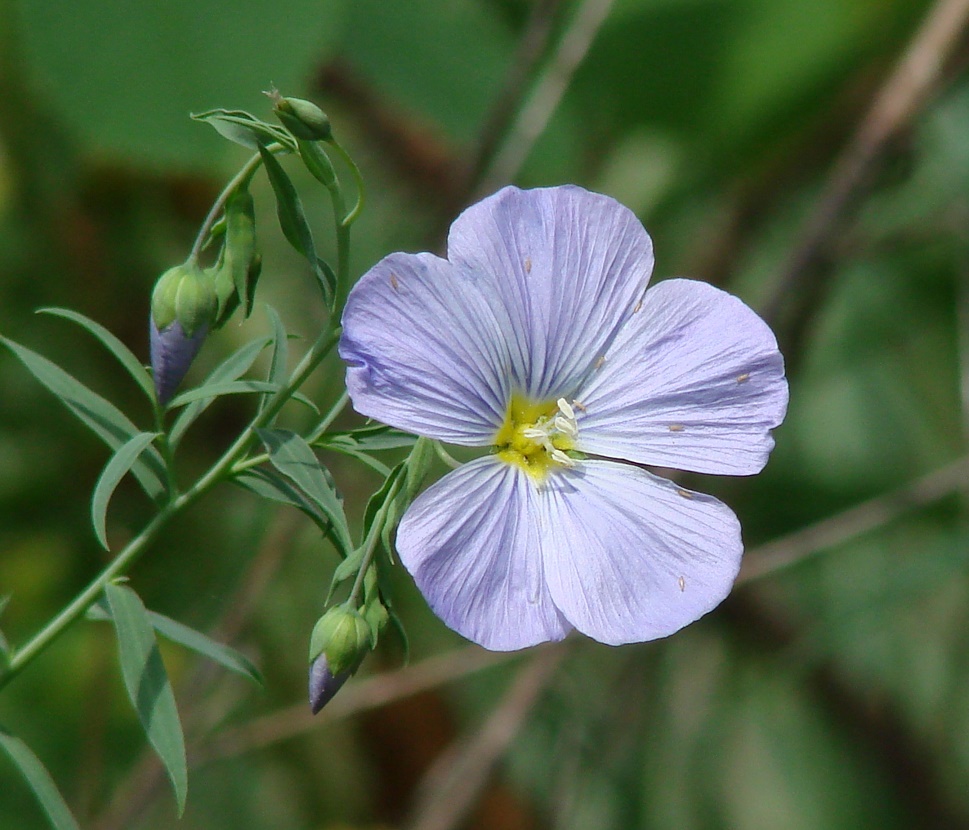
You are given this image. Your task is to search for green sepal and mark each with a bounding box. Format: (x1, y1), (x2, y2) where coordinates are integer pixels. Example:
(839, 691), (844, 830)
(308, 606), (371, 675)
(224, 186), (259, 318)
(192, 108), (296, 151)
(297, 138), (337, 189)
(273, 96), (332, 142)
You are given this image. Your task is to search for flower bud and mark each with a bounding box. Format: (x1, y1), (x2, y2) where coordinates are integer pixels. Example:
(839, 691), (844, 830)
(150, 318), (208, 405)
(274, 96), (332, 142)
(308, 652), (349, 714)
(309, 606), (372, 676)
(149, 262), (217, 404)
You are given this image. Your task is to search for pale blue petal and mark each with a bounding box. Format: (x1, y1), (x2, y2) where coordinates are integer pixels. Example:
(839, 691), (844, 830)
(447, 186), (654, 401)
(575, 279), (788, 475)
(542, 461), (742, 645)
(340, 252), (514, 445)
(396, 456), (572, 651)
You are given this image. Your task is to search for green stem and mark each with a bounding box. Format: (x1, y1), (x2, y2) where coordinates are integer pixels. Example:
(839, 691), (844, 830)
(188, 144), (282, 261)
(328, 139), (366, 228)
(0, 325), (342, 691)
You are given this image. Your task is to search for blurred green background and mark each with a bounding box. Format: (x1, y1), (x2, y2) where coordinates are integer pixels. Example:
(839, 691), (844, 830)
(3, 0), (969, 827)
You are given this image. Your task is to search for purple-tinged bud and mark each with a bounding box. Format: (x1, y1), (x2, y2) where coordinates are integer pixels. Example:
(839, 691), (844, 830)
(308, 652), (350, 714)
(149, 262), (217, 404)
(307, 606), (371, 713)
(150, 318), (208, 405)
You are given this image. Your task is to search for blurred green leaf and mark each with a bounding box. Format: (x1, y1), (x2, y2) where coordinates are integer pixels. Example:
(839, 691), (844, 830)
(0, 730), (80, 830)
(258, 145), (334, 302)
(256, 428), (353, 556)
(91, 431), (161, 550)
(88, 599), (262, 686)
(1, 337), (166, 500)
(17, 0), (348, 169)
(192, 109), (296, 151)
(37, 308), (155, 402)
(105, 582), (187, 815)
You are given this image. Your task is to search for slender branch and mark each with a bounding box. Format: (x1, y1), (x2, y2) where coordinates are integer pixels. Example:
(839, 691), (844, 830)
(458, 0), (566, 202)
(405, 644), (566, 830)
(188, 150), (269, 261)
(762, 0), (969, 347)
(200, 645), (519, 762)
(476, 0), (617, 196)
(737, 455), (969, 584)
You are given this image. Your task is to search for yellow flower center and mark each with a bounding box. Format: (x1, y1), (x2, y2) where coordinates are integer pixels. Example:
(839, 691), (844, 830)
(494, 393), (578, 482)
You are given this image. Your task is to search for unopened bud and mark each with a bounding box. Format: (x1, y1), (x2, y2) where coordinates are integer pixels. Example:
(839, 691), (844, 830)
(149, 262), (216, 404)
(308, 652), (350, 714)
(274, 96), (332, 142)
(150, 318), (208, 405)
(309, 606), (372, 676)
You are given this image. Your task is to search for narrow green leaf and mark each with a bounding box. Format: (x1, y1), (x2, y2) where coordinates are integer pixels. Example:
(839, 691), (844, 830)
(38, 308), (155, 401)
(168, 337), (270, 447)
(257, 145), (333, 301)
(89, 600), (262, 686)
(91, 432), (161, 550)
(234, 468), (331, 534)
(167, 380), (280, 409)
(257, 428), (353, 556)
(191, 109), (296, 151)
(0, 730), (81, 830)
(105, 583), (187, 815)
(329, 546), (365, 596)
(264, 305), (288, 389)
(316, 424), (418, 452)
(1, 337), (166, 499)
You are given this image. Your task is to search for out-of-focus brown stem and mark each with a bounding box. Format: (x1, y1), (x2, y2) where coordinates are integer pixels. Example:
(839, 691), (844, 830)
(763, 0), (969, 354)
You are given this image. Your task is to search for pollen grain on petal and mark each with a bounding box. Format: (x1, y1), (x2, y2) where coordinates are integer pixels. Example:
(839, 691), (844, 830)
(389, 273), (400, 292)
(668, 424), (684, 432)
(572, 399), (587, 412)
(524, 257), (532, 274)
(736, 372), (750, 384)
(594, 355), (606, 370)
(676, 488), (694, 499)
(678, 575), (686, 592)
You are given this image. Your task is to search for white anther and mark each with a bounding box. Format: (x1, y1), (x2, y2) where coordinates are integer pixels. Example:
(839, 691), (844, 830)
(522, 427), (547, 441)
(556, 398), (575, 420)
(550, 448), (575, 467)
(554, 415), (577, 437)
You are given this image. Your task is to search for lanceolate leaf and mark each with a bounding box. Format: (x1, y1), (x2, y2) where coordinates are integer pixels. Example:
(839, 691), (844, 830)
(264, 305), (288, 389)
(88, 600), (262, 686)
(168, 337), (270, 447)
(257, 145), (334, 302)
(234, 468), (332, 536)
(38, 308), (155, 401)
(1, 337), (166, 500)
(256, 428), (353, 556)
(91, 432), (161, 550)
(167, 380), (280, 408)
(192, 109), (296, 151)
(0, 730), (81, 830)
(105, 583), (187, 815)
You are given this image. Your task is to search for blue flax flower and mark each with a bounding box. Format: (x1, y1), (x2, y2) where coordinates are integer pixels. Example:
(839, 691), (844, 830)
(340, 185), (788, 651)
